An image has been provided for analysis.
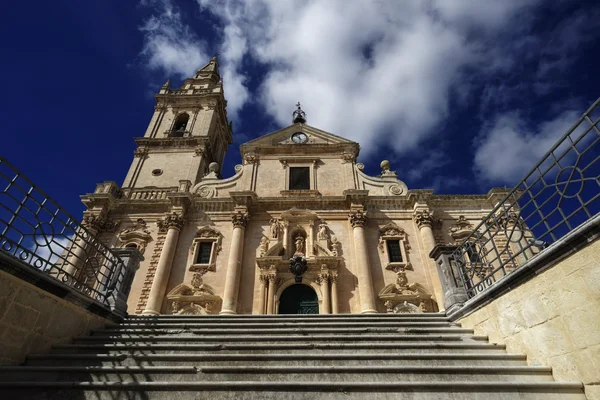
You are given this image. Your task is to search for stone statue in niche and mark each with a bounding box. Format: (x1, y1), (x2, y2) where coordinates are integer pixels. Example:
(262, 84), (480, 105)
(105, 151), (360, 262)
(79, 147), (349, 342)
(269, 218), (280, 239)
(294, 236), (305, 255)
(330, 235), (341, 256)
(259, 236), (269, 257)
(317, 222), (329, 240)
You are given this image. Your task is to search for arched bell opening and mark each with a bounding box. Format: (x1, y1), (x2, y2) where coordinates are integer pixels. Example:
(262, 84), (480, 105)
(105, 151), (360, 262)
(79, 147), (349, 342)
(278, 283), (319, 314)
(171, 113), (189, 137)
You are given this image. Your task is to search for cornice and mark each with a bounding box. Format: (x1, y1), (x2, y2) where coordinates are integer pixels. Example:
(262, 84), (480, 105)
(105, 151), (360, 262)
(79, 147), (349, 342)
(135, 136), (209, 149)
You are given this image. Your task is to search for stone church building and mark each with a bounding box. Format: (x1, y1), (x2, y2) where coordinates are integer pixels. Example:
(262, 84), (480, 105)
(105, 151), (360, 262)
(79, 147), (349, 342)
(81, 57), (510, 316)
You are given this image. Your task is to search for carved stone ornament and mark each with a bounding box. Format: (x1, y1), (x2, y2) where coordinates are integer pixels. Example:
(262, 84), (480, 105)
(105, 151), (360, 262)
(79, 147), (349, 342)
(349, 210), (367, 228)
(133, 148), (148, 158)
(269, 218), (281, 239)
(294, 235), (305, 255)
(379, 223), (406, 239)
(157, 212), (185, 232)
(378, 270), (434, 313)
(448, 215), (474, 244)
(330, 235), (341, 257)
(244, 152), (259, 164)
(413, 210), (434, 229)
(289, 254), (308, 283)
(259, 236), (269, 257)
(82, 214), (117, 233)
(341, 152), (356, 164)
(118, 218), (153, 254)
(231, 212), (248, 229)
(166, 274), (221, 315)
(317, 222), (329, 240)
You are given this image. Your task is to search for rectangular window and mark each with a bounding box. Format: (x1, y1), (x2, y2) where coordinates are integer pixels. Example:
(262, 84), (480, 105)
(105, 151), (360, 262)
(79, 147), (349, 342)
(196, 242), (213, 264)
(289, 167), (310, 190)
(387, 240), (403, 263)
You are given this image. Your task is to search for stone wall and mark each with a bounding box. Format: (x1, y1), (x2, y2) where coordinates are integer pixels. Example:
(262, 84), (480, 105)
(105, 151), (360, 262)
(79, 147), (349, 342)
(0, 270), (114, 365)
(458, 238), (600, 399)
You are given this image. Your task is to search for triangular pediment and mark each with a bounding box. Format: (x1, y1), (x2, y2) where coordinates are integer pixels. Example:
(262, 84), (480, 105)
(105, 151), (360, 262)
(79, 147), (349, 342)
(242, 124), (357, 147)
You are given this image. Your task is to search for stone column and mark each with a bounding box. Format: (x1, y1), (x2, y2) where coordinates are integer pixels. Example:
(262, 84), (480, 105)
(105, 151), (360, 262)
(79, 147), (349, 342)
(349, 210), (377, 314)
(220, 212), (248, 315)
(331, 272), (339, 314)
(414, 209), (445, 311)
(257, 275), (267, 314)
(429, 245), (468, 314)
(143, 213), (184, 315)
(266, 272), (277, 314)
(318, 270), (331, 314)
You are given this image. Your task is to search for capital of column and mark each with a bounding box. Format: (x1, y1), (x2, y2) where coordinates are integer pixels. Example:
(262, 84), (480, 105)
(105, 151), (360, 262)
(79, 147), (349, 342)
(157, 212), (185, 232)
(317, 271), (330, 286)
(413, 209), (434, 229)
(259, 274), (268, 283)
(349, 210), (367, 228)
(231, 211), (249, 229)
(330, 271), (338, 284)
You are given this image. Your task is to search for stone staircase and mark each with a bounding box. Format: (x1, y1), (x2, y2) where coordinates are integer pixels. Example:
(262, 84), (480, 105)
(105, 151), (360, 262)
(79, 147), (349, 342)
(0, 313), (585, 399)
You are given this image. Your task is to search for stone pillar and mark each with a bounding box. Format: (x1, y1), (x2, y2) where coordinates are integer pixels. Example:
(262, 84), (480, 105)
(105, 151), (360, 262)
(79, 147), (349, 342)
(429, 244), (468, 314)
(143, 213), (184, 315)
(109, 247), (144, 318)
(318, 270), (331, 314)
(349, 210), (377, 314)
(414, 209), (445, 311)
(266, 272), (277, 314)
(331, 272), (339, 314)
(257, 275), (267, 314)
(220, 212), (248, 315)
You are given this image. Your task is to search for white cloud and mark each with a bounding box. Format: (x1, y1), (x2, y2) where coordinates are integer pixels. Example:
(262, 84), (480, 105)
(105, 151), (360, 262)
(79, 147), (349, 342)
(196, 0), (541, 156)
(30, 235), (74, 269)
(139, 0), (208, 79)
(473, 110), (580, 184)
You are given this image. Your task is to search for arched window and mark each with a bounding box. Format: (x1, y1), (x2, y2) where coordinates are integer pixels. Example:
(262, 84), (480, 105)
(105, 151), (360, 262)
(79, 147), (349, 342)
(171, 113), (189, 137)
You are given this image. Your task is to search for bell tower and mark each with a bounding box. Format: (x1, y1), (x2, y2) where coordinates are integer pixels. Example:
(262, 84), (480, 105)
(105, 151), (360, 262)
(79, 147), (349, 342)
(122, 57), (232, 189)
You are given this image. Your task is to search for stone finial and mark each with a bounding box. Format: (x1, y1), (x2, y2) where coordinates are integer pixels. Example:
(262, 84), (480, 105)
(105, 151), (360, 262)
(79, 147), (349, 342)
(380, 160), (396, 177)
(204, 162), (220, 179)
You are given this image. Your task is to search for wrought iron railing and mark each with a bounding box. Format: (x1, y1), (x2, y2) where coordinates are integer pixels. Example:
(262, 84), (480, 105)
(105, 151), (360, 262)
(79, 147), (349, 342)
(0, 156), (127, 307)
(453, 98), (600, 298)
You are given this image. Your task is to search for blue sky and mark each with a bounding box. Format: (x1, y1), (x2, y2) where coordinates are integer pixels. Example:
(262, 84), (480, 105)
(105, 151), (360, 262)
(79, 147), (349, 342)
(1, 0), (599, 218)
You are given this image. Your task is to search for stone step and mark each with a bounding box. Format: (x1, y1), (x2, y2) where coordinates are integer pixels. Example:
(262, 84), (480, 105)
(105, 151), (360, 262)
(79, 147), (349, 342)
(91, 327), (472, 336)
(126, 312), (448, 320)
(0, 365), (554, 383)
(0, 366), (197, 381)
(0, 381), (586, 400)
(25, 352), (529, 367)
(94, 325), (462, 334)
(73, 334), (485, 344)
(48, 342), (508, 354)
(121, 316), (451, 324)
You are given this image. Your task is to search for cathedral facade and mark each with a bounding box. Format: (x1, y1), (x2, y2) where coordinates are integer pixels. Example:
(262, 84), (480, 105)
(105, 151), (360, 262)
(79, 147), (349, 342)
(81, 58), (509, 315)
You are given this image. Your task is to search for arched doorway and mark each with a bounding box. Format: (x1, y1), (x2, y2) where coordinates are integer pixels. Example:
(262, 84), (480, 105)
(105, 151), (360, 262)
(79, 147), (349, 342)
(278, 284), (319, 314)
